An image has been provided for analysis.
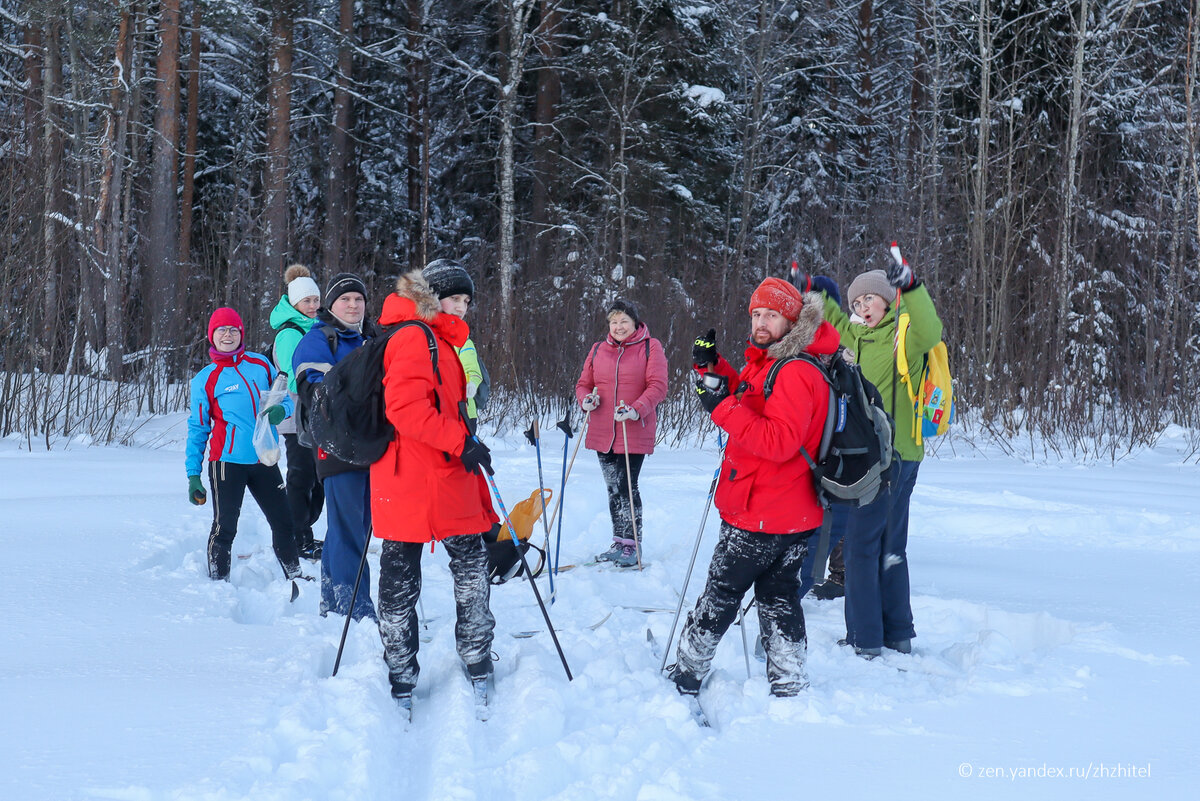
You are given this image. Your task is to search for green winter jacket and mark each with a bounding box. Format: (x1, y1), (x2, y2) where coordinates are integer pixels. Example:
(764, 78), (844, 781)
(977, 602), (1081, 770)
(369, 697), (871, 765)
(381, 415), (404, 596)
(823, 284), (943, 462)
(457, 336), (484, 419)
(269, 295), (317, 394)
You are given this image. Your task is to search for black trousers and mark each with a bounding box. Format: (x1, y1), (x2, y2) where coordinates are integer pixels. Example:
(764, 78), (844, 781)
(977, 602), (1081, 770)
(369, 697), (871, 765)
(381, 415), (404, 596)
(283, 433), (324, 550)
(206, 461), (301, 580)
(377, 534), (496, 695)
(675, 522), (811, 694)
(597, 450), (645, 543)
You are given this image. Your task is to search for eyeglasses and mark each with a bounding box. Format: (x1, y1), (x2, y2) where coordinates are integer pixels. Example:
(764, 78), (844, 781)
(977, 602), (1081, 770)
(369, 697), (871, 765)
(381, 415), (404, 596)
(213, 326), (240, 336)
(851, 294), (883, 314)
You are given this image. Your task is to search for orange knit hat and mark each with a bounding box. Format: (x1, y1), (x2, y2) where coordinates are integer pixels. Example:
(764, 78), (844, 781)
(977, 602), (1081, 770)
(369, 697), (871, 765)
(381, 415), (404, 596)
(748, 277), (804, 322)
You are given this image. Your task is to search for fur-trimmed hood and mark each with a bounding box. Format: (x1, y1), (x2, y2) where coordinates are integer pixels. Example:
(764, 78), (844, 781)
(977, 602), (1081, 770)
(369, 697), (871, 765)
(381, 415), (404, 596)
(766, 291), (840, 361)
(378, 270), (470, 347)
(392, 270), (442, 321)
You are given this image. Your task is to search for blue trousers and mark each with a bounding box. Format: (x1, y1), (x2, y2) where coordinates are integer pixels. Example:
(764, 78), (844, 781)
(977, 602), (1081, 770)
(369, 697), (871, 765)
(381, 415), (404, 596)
(320, 470), (376, 621)
(842, 459), (919, 650)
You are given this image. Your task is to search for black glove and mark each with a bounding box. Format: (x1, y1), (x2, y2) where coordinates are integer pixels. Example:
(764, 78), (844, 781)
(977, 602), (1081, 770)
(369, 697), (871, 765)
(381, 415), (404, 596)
(695, 373), (730, 414)
(886, 257), (916, 290)
(460, 435), (493, 476)
(692, 329), (718, 368)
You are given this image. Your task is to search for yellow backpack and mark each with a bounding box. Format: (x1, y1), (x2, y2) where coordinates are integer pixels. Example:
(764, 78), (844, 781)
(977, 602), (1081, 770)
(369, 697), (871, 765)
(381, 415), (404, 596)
(896, 315), (955, 445)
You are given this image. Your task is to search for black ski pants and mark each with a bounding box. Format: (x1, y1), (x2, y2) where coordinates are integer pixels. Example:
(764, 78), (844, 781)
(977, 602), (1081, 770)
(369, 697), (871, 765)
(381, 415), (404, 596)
(206, 460), (301, 581)
(377, 534), (496, 696)
(283, 433), (324, 551)
(675, 522), (811, 695)
(597, 450), (645, 544)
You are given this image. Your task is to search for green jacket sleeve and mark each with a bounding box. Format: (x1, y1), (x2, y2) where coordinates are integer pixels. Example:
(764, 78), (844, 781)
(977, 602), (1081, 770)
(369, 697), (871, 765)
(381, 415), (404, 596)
(898, 284), (944, 369)
(274, 327), (305, 394)
(456, 337), (484, 418)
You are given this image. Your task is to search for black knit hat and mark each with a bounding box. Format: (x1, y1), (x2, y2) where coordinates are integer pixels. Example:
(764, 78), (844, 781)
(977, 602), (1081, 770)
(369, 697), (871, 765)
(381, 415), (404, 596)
(422, 259), (475, 301)
(325, 272), (368, 306)
(607, 298), (641, 328)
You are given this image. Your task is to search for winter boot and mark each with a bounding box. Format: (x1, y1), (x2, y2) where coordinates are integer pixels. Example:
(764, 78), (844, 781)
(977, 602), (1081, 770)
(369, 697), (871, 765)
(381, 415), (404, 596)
(885, 638), (912, 654)
(838, 638), (881, 660)
(299, 540), (323, 561)
(667, 664), (702, 697)
(595, 540), (624, 562)
(612, 540), (640, 568)
(811, 579), (845, 600)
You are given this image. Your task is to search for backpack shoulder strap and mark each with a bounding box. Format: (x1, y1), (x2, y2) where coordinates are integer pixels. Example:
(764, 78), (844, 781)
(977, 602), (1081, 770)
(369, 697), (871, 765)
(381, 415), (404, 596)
(323, 325), (339, 357)
(384, 320), (441, 384)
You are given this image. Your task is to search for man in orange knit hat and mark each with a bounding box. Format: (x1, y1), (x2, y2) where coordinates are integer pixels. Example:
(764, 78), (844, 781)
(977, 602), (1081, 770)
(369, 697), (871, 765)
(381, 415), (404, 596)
(669, 276), (840, 701)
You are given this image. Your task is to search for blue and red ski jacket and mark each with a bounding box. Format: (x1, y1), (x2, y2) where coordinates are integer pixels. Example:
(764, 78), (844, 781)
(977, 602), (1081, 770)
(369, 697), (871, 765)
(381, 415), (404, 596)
(185, 351), (291, 476)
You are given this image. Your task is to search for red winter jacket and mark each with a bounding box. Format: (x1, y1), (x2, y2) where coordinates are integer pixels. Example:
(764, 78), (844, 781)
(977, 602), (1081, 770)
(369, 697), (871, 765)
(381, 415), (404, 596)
(703, 293), (841, 534)
(370, 274), (499, 543)
(574, 323), (669, 454)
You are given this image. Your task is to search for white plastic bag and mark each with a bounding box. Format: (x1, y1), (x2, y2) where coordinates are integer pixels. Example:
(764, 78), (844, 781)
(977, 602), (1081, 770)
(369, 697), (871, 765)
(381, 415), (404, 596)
(253, 373), (289, 466)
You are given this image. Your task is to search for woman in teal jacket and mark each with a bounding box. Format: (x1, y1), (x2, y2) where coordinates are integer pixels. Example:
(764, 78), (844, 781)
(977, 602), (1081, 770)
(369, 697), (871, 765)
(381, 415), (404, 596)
(187, 307), (302, 582)
(805, 257), (943, 657)
(270, 264), (324, 560)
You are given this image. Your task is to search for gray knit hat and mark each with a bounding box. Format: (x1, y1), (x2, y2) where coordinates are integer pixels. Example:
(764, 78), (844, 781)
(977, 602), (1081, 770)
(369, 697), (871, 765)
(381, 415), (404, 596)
(422, 259), (474, 300)
(846, 269), (892, 307)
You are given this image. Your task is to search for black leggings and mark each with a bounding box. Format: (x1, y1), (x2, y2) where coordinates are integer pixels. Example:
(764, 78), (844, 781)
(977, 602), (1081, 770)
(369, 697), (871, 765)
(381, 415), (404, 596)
(283, 433), (324, 549)
(206, 461), (300, 580)
(597, 450), (645, 543)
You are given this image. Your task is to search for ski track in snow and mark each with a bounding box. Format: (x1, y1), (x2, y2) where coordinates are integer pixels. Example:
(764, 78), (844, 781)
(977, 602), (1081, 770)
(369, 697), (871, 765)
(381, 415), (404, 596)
(1, 423), (1197, 800)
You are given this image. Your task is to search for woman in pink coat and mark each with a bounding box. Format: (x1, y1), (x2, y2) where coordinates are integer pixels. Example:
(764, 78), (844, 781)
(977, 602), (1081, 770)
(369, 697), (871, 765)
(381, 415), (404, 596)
(574, 299), (669, 567)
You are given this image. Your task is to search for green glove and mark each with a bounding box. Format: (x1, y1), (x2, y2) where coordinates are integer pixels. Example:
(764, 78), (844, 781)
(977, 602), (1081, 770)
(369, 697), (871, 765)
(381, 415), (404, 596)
(264, 404), (287, 426)
(188, 475), (207, 506)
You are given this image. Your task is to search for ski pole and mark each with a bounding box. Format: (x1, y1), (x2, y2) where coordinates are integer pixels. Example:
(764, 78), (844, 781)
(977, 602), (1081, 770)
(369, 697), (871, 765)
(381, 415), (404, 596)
(332, 526), (374, 677)
(618, 400), (643, 571)
(484, 467), (574, 681)
(524, 418), (555, 595)
(737, 603), (752, 679)
(660, 435), (724, 673)
(543, 407), (590, 538)
(552, 413), (574, 579)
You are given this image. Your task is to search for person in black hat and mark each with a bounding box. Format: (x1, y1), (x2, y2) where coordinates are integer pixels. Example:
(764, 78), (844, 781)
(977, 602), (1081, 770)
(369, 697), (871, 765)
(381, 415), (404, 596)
(291, 272), (378, 620)
(422, 260), (488, 419)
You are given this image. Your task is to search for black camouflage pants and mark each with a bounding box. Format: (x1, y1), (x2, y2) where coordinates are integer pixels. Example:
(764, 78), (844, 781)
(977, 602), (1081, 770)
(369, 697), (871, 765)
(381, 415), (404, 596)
(378, 534), (496, 695)
(597, 450), (644, 543)
(675, 522), (811, 695)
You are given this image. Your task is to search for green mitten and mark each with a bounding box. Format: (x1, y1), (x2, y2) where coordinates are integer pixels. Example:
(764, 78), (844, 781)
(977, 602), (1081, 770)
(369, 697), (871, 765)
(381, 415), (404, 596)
(188, 475), (207, 506)
(264, 404), (287, 426)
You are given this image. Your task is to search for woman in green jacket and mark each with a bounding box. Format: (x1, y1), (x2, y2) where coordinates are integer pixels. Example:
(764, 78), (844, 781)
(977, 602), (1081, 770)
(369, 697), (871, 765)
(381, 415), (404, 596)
(807, 257), (943, 658)
(270, 264), (324, 560)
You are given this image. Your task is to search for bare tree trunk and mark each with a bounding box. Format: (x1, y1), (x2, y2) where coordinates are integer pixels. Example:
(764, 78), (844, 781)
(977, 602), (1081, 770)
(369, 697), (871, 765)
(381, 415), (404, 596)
(531, 0), (562, 272)
(263, 3), (294, 281)
(854, 0), (874, 172)
(94, 1), (134, 380)
(146, 0), (181, 355)
(970, 0), (993, 383)
(405, 0), (425, 269)
(40, 17), (63, 369)
(323, 0), (355, 276)
(180, 1), (201, 267)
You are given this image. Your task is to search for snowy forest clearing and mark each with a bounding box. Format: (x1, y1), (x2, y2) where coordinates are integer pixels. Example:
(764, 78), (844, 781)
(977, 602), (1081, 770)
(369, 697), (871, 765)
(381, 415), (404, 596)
(2, 421), (1196, 801)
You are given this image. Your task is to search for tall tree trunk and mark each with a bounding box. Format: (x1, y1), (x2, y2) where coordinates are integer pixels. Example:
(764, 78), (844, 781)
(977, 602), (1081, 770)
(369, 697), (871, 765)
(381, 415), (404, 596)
(146, 0), (181, 354)
(263, 3), (294, 282)
(40, 17), (63, 369)
(531, 0), (562, 272)
(324, 0), (355, 276)
(405, 0), (425, 269)
(180, 2), (201, 266)
(94, 1), (134, 380)
(854, 0), (874, 172)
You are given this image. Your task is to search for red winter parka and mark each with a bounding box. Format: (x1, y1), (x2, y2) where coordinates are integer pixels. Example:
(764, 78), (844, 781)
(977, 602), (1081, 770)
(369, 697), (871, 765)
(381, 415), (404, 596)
(574, 324), (669, 454)
(703, 292), (841, 534)
(370, 273), (499, 543)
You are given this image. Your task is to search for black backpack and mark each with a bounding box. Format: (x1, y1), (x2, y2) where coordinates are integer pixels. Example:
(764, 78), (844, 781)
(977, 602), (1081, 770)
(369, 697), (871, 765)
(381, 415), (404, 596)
(306, 321), (439, 467)
(764, 347), (894, 509)
(265, 320), (306, 374)
(764, 347), (895, 581)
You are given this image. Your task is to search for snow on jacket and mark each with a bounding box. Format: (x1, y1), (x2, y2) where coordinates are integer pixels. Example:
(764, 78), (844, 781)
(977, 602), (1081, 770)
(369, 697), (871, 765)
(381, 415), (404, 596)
(822, 283), (943, 462)
(701, 292), (840, 534)
(185, 351), (291, 477)
(269, 295), (317, 434)
(573, 323), (669, 454)
(370, 272), (499, 543)
(291, 309), (369, 478)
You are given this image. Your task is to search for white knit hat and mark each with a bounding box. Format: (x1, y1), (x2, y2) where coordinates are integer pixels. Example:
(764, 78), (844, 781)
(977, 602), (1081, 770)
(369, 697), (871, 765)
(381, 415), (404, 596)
(288, 276), (320, 305)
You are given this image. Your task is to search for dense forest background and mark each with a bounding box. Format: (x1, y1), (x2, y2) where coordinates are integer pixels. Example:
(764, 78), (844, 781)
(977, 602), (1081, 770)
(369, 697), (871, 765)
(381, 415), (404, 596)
(1, 0), (1198, 453)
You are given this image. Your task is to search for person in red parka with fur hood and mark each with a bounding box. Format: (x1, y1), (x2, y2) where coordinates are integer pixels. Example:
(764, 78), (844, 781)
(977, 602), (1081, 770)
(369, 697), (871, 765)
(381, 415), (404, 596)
(669, 277), (840, 700)
(371, 271), (499, 708)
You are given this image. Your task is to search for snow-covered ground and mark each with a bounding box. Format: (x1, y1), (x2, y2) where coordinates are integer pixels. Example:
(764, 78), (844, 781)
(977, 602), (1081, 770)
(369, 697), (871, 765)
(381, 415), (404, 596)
(2, 419), (1196, 801)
